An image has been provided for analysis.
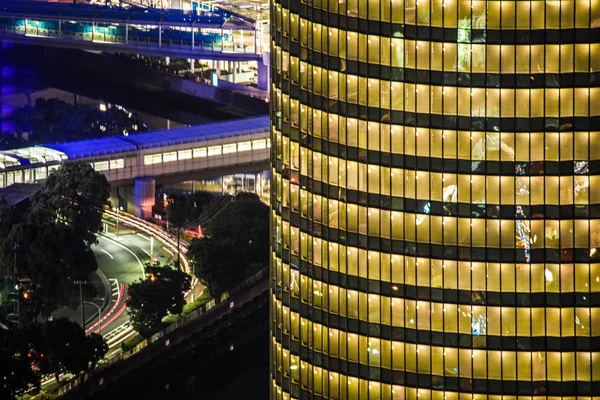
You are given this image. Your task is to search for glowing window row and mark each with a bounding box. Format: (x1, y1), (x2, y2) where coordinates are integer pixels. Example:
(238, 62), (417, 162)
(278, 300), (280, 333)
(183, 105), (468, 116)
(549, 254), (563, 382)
(275, 282), (599, 336)
(286, 0), (600, 29)
(276, 24), (600, 73)
(91, 158), (125, 172)
(275, 193), (600, 249)
(276, 77), (600, 119)
(272, 378), (600, 400)
(277, 158), (596, 205)
(143, 139), (269, 165)
(0, 165), (61, 189)
(272, 249), (600, 293)
(272, 121), (600, 161)
(274, 302), (600, 380)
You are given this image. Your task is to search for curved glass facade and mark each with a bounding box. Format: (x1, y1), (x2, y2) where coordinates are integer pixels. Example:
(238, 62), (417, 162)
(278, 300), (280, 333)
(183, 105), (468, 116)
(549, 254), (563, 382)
(270, 0), (600, 399)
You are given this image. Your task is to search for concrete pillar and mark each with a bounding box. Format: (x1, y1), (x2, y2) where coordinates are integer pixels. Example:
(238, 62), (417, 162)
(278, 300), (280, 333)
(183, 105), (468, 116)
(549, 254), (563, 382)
(190, 58), (194, 73)
(165, 56), (170, 65)
(232, 61), (237, 82)
(257, 53), (269, 90)
(158, 24), (162, 47)
(191, 25), (195, 49)
(134, 177), (156, 219)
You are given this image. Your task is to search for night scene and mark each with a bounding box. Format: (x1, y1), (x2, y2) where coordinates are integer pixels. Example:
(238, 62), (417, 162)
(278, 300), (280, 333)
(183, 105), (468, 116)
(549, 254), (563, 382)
(0, 0), (598, 399)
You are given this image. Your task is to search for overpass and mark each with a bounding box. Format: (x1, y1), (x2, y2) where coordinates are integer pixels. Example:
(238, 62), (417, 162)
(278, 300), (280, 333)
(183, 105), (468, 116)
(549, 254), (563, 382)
(0, 116), (270, 216)
(0, 1), (264, 62)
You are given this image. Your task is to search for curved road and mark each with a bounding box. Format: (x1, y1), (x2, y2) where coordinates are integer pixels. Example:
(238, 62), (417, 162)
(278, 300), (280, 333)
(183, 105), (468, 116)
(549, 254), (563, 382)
(52, 229), (172, 356)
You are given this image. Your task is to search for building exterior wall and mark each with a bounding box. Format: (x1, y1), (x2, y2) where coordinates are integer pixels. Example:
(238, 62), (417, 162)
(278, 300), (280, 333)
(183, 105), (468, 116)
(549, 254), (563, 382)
(270, 0), (600, 399)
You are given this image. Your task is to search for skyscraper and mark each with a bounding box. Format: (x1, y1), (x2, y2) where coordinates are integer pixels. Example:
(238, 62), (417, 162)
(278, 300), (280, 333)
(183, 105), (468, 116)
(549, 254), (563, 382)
(270, 0), (600, 398)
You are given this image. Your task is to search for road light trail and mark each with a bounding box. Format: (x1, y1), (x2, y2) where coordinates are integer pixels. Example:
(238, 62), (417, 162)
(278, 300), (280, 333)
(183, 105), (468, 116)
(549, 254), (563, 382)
(101, 248), (114, 259)
(104, 210), (200, 292)
(86, 283), (124, 334)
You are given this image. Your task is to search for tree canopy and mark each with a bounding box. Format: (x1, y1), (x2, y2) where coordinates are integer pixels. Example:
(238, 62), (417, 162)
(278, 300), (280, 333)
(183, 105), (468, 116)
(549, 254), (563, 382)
(0, 319), (108, 398)
(127, 263), (191, 337)
(0, 326), (42, 400)
(33, 161), (110, 245)
(0, 98), (148, 151)
(0, 161), (109, 321)
(165, 191), (214, 226)
(40, 318), (93, 382)
(166, 193), (188, 229)
(187, 193), (268, 298)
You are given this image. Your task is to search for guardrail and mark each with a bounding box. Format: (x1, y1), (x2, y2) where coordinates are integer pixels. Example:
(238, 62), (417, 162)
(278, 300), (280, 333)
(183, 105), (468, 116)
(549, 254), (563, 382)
(103, 209), (191, 275)
(54, 267), (269, 398)
(0, 24), (260, 56)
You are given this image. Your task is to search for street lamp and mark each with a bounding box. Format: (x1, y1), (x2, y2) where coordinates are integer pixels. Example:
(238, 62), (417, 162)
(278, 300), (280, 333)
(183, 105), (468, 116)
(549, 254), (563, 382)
(74, 280), (87, 331)
(84, 301), (102, 335)
(112, 206), (123, 236)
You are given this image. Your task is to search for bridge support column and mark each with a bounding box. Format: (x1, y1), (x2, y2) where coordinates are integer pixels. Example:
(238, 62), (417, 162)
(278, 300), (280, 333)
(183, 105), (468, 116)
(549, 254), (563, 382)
(158, 24), (162, 47)
(58, 19), (62, 38)
(133, 177), (156, 219)
(257, 53), (269, 90)
(165, 57), (170, 65)
(232, 61), (237, 82)
(125, 23), (128, 44)
(191, 25), (195, 49)
(189, 58), (194, 73)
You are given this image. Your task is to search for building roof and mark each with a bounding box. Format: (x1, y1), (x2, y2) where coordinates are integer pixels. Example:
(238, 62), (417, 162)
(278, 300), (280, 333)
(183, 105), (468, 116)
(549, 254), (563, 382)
(45, 137), (137, 159)
(123, 116), (270, 150)
(0, 183), (42, 205)
(43, 116), (270, 159)
(0, 147), (67, 169)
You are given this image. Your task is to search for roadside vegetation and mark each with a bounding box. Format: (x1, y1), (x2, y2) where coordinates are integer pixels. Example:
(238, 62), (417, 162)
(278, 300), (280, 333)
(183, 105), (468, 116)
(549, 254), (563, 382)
(0, 161), (110, 399)
(187, 192), (269, 299)
(126, 262), (191, 337)
(0, 98), (148, 150)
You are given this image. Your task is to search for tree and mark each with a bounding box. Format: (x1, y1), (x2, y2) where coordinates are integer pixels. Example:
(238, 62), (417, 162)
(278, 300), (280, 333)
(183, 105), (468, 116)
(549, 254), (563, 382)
(186, 191), (214, 221)
(188, 238), (244, 298)
(0, 162), (108, 319)
(0, 197), (21, 239)
(127, 263), (191, 337)
(166, 193), (188, 269)
(187, 193), (268, 298)
(86, 333), (108, 370)
(2, 220), (98, 319)
(33, 161), (110, 246)
(0, 326), (42, 399)
(41, 318), (91, 382)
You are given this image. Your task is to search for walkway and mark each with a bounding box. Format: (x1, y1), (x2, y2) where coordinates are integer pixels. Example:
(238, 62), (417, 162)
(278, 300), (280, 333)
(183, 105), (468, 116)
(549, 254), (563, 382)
(0, 116), (270, 189)
(0, 1), (263, 61)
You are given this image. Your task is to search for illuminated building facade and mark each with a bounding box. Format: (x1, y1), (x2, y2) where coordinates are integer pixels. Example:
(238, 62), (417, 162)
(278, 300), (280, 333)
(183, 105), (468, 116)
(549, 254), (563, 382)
(270, 0), (600, 398)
